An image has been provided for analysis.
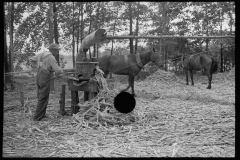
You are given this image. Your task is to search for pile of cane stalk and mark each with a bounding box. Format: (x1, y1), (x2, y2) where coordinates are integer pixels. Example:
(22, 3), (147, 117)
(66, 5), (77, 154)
(72, 66), (139, 129)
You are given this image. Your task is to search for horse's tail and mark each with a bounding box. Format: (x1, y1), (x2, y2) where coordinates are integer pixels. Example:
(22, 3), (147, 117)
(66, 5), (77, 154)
(210, 57), (218, 74)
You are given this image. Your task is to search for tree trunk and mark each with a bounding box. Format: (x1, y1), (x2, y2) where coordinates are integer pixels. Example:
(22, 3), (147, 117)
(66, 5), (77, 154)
(165, 45), (168, 71)
(229, 11), (234, 67)
(53, 2), (59, 65)
(96, 43), (98, 58)
(220, 43), (223, 72)
(232, 47), (235, 67)
(80, 4), (84, 44)
(110, 5), (117, 57)
(109, 2), (118, 79)
(76, 3), (81, 56)
(109, 39), (114, 79)
(4, 65), (8, 90)
(159, 39), (162, 61)
(135, 2), (140, 54)
(88, 7), (92, 59)
(220, 10), (223, 73)
(72, 2), (75, 68)
(77, 3), (85, 60)
(49, 3), (54, 44)
(129, 2), (134, 55)
(205, 9), (209, 52)
(4, 2), (9, 88)
(76, 2), (87, 62)
(9, 2), (15, 90)
(4, 7), (9, 82)
(49, 3), (55, 91)
(161, 2), (167, 71)
(223, 56), (226, 72)
(93, 2), (101, 58)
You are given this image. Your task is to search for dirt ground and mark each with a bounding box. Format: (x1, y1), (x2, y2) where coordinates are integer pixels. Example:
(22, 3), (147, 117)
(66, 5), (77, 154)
(3, 69), (235, 157)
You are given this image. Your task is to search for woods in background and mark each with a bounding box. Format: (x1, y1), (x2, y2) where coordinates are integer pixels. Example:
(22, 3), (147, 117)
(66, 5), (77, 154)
(4, 2), (235, 86)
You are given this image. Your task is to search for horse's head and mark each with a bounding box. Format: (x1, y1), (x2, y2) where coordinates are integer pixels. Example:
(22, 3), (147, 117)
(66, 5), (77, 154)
(149, 48), (162, 68)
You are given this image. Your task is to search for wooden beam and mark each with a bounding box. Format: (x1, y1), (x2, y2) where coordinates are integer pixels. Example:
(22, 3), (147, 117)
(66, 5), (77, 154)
(105, 35), (235, 39)
(20, 90), (24, 106)
(71, 91), (79, 115)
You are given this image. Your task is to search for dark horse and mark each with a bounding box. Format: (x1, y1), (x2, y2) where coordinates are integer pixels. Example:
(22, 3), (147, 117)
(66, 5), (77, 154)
(181, 54), (218, 89)
(97, 48), (162, 96)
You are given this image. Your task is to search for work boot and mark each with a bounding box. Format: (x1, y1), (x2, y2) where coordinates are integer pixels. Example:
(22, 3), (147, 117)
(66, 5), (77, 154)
(32, 115), (49, 121)
(59, 110), (67, 116)
(40, 116), (49, 121)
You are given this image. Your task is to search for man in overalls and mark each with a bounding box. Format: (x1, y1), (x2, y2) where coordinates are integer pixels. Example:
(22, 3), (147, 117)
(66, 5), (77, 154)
(30, 43), (63, 121)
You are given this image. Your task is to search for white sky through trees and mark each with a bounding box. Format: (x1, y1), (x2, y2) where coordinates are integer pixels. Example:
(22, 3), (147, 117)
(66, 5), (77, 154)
(5, 2), (235, 55)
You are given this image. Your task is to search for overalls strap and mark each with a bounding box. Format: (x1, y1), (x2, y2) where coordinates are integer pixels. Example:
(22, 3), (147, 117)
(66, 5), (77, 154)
(38, 54), (53, 74)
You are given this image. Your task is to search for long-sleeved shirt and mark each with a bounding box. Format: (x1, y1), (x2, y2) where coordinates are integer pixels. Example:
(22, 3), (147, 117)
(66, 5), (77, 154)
(30, 51), (63, 75)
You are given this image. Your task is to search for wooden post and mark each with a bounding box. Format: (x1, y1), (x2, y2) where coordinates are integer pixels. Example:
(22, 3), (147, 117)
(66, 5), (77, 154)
(159, 39), (162, 68)
(9, 2), (15, 90)
(71, 91), (79, 115)
(84, 91), (89, 101)
(96, 43), (99, 58)
(90, 92), (98, 99)
(59, 84), (66, 115)
(84, 92), (97, 102)
(220, 43), (223, 72)
(4, 65), (8, 90)
(20, 90), (24, 106)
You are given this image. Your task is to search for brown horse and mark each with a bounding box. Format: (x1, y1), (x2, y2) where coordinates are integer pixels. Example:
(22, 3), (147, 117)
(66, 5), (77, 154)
(97, 48), (162, 96)
(181, 54), (218, 89)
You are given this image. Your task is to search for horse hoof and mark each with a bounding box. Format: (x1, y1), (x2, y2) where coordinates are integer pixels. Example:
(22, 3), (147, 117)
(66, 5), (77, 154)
(186, 84), (189, 85)
(207, 87), (211, 89)
(192, 84), (194, 86)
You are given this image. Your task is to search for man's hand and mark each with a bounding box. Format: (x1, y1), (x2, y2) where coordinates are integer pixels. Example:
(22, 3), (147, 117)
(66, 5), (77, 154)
(56, 74), (63, 78)
(52, 73), (64, 79)
(63, 68), (75, 73)
(52, 70), (63, 79)
(55, 69), (64, 75)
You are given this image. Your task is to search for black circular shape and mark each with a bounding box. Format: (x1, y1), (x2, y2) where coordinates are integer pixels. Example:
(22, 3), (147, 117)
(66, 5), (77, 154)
(114, 92), (136, 113)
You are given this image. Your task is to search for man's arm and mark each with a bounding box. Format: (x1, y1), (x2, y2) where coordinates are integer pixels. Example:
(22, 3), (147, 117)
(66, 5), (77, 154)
(49, 56), (63, 75)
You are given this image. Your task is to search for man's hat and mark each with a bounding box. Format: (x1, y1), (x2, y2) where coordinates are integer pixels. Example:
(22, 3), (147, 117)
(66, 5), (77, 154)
(47, 43), (61, 50)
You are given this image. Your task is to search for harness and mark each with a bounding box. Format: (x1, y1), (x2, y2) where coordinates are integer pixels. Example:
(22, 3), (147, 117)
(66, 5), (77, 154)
(123, 53), (144, 70)
(135, 53), (144, 69)
(182, 54), (195, 69)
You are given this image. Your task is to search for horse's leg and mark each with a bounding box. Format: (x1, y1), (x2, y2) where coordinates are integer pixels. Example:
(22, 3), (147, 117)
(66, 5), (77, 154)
(130, 75), (136, 97)
(206, 71), (212, 89)
(189, 70), (194, 86)
(121, 75), (131, 92)
(184, 68), (189, 85)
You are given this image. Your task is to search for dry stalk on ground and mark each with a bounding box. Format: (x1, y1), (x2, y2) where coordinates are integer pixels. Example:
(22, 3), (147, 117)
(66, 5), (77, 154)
(72, 66), (139, 128)
(3, 67), (235, 157)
